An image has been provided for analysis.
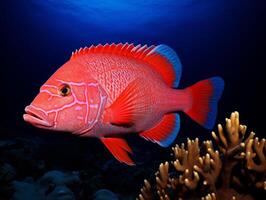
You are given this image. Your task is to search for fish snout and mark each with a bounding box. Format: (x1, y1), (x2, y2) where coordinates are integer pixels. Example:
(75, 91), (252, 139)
(23, 105), (53, 128)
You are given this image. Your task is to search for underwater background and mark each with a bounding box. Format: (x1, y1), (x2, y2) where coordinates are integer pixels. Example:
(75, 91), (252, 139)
(0, 0), (265, 199)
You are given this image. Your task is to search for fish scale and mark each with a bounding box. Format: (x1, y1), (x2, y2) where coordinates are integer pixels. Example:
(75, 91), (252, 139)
(81, 54), (161, 105)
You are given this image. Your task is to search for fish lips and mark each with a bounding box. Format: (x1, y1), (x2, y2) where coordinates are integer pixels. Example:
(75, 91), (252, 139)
(23, 106), (53, 128)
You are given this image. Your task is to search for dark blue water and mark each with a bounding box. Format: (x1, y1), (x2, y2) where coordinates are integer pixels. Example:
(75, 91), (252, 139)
(0, 0), (265, 199)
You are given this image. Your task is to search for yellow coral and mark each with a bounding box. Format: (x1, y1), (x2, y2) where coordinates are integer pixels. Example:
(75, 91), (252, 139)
(173, 138), (200, 190)
(137, 111), (266, 200)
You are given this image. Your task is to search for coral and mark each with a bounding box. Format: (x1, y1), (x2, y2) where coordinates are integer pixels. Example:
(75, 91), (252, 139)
(137, 112), (266, 200)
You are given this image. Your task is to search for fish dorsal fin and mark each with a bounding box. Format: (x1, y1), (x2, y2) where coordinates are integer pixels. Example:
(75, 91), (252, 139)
(70, 43), (182, 87)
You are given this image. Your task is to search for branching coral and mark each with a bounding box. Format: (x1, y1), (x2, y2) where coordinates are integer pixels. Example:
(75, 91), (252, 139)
(194, 140), (221, 191)
(246, 138), (266, 173)
(137, 112), (266, 200)
(138, 179), (152, 200)
(244, 137), (266, 191)
(173, 139), (200, 190)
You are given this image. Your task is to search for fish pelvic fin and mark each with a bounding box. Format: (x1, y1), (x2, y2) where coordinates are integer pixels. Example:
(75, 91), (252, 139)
(184, 77), (224, 129)
(101, 137), (135, 166)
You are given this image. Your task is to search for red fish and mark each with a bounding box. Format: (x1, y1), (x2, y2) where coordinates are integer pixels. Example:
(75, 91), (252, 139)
(23, 43), (224, 165)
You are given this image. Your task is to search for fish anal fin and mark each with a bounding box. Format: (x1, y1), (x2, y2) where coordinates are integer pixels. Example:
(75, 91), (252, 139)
(140, 113), (180, 147)
(103, 79), (145, 126)
(101, 137), (134, 166)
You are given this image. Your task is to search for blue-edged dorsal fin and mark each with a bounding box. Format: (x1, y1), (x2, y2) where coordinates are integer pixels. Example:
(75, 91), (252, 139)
(70, 43), (182, 87)
(146, 44), (182, 87)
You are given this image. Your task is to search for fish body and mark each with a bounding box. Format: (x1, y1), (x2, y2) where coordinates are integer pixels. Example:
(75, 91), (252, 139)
(23, 43), (224, 165)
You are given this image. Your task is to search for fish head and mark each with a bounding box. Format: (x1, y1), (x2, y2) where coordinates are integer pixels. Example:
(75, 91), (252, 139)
(23, 61), (107, 135)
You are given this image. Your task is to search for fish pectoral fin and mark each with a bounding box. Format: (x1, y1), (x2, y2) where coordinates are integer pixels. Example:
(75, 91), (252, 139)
(101, 137), (135, 166)
(139, 113), (180, 147)
(103, 79), (146, 127)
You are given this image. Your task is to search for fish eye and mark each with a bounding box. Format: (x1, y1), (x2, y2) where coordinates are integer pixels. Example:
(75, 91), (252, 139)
(59, 84), (71, 97)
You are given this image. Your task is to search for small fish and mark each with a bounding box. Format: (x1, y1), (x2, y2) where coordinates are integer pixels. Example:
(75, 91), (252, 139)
(23, 43), (224, 165)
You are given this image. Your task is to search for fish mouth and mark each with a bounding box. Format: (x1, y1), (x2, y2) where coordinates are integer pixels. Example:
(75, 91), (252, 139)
(23, 106), (53, 128)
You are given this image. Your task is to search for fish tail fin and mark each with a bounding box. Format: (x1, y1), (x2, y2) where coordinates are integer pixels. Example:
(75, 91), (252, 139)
(184, 77), (224, 129)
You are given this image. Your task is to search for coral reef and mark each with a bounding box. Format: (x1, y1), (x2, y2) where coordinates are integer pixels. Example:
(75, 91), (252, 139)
(137, 112), (266, 200)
